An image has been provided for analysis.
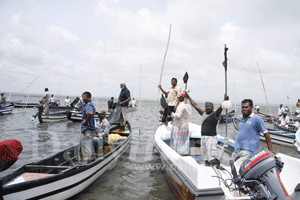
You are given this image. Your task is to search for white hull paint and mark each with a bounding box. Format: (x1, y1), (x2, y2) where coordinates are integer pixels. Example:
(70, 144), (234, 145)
(154, 122), (300, 199)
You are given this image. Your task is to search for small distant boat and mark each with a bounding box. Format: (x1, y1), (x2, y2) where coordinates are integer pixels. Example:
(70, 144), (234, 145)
(0, 103), (14, 115)
(48, 106), (74, 112)
(218, 110), (235, 123)
(254, 111), (279, 122)
(66, 110), (101, 122)
(1, 121), (131, 200)
(272, 121), (297, 134)
(13, 102), (38, 108)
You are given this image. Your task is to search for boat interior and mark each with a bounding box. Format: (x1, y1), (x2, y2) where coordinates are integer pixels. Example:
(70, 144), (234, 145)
(162, 137), (234, 167)
(2, 123), (131, 186)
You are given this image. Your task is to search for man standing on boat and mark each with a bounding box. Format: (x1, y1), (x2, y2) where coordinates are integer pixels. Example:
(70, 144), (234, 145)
(79, 91), (96, 165)
(187, 94), (228, 166)
(158, 78), (182, 126)
(277, 111), (290, 128)
(278, 104), (285, 116)
(118, 82), (131, 131)
(64, 96), (71, 106)
(232, 99), (276, 165)
(107, 97), (114, 113)
(42, 88), (50, 114)
(0, 92), (6, 104)
(169, 93), (191, 155)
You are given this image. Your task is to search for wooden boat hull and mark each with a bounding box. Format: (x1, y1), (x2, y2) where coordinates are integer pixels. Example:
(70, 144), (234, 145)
(272, 121), (296, 133)
(218, 110), (235, 123)
(39, 111), (68, 123)
(1, 122), (131, 200)
(14, 103), (38, 108)
(0, 105), (14, 115)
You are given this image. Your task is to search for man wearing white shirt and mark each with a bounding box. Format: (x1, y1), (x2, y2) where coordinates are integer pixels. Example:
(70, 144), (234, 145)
(64, 96), (71, 106)
(278, 104), (285, 116)
(277, 112), (290, 128)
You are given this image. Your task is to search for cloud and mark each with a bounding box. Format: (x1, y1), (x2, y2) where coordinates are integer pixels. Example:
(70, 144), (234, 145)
(0, 0), (300, 105)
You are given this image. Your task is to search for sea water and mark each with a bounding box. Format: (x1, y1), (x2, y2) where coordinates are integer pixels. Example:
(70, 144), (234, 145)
(1, 94), (299, 200)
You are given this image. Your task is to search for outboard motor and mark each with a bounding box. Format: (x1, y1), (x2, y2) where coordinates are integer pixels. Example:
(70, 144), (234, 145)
(230, 149), (291, 200)
(31, 102), (44, 123)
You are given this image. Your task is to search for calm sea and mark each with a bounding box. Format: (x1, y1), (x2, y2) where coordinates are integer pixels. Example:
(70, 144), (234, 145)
(1, 94), (299, 200)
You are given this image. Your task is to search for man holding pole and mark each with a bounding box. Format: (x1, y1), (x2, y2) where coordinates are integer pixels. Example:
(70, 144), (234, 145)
(187, 94), (229, 166)
(158, 78), (181, 126)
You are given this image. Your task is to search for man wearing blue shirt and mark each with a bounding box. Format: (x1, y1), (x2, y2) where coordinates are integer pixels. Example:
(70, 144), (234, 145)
(79, 91), (96, 165)
(232, 99), (276, 165)
(118, 82), (131, 131)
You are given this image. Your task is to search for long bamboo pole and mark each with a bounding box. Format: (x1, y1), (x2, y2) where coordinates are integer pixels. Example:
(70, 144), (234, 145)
(154, 24), (172, 135)
(256, 63), (274, 121)
(139, 64), (142, 136)
(284, 83), (293, 123)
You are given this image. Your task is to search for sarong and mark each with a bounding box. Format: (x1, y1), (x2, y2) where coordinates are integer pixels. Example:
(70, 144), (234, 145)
(201, 135), (218, 161)
(120, 107), (127, 126)
(169, 126), (189, 155)
(78, 130), (95, 165)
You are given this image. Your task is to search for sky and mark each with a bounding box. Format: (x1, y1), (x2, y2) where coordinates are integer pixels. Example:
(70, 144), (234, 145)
(1, 0), (300, 105)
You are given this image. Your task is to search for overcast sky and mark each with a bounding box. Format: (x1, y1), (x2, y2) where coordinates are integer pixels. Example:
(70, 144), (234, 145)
(1, 0), (300, 105)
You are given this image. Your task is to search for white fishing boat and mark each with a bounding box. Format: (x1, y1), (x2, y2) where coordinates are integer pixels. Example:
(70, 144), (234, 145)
(1, 122), (131, 200)
(0, 103), (14, 115)
(153, 122), (300, 199)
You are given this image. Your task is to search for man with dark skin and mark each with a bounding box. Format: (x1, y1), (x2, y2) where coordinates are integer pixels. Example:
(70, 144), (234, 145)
(233, 99), (276, 165)
(187, 94), (229, 166)
(158, 78), (181, 125)
(79, 91), (96, 164)
(119, 83), (131, 131)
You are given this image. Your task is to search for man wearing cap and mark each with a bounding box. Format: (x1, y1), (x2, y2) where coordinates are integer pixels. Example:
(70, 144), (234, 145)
(0, 92), (6, 104)
(158, 78), (182, 125)
(187, 94), (228, 166)
(118, 82), (131, 131)
(169, 92), (191, 155)
(277, 111), (290, 128)
(94, 109), (110, 156)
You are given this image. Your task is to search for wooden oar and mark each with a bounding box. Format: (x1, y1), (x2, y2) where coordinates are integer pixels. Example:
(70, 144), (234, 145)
(183, 72), (189, 104)
(154, 24), (172, 136)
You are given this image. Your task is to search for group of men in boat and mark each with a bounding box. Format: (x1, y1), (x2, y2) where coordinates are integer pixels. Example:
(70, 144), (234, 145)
(78, 82), (131, 164)
(277, 103), (300, 130)
(159, 78), (276, 166)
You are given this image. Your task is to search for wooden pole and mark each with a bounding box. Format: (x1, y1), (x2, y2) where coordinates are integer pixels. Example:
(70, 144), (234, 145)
(7, 83), (16, 101)
(139, 64), (142, 136)
(154, 24), (172, 135)
(256, 63), (274, 121)
(284, 83), (293, 123)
